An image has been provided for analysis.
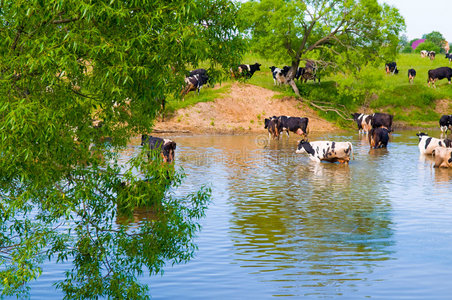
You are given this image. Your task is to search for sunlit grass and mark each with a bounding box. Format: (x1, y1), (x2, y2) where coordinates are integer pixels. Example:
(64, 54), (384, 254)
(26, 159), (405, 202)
(164, 83), (232, 117)
(165, 52), (452, 127)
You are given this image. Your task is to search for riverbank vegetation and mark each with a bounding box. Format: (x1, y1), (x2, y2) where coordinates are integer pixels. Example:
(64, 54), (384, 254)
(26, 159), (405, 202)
(176, 52), (452, 129)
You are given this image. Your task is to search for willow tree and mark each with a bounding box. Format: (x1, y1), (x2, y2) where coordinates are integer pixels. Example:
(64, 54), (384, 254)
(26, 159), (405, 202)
(238, 0), (405, 97)
(0, 0), (244, 298)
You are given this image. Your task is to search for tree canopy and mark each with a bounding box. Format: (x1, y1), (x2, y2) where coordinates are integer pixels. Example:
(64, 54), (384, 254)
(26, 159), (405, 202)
(422, 31), (447, 53)
(0, 0), (244, 298)
(237, 0), (405, 96)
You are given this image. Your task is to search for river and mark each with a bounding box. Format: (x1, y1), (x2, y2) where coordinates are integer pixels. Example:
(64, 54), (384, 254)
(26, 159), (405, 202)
(28, 130), (452, 299)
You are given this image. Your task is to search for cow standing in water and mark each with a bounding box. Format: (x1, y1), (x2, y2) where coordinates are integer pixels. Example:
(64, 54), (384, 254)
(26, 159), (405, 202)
(296, 140), (353, 164)
(141, 135), (177, 163)
(264, 116), (280, 139)
(369, 127), (390, 149)
(351, 113), (372, 134)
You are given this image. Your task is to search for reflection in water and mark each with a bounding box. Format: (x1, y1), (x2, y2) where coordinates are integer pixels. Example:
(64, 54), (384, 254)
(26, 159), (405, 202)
(116, 207), (158, 226)
(29, 131), (452, 299)
(225, 138), (394, 297)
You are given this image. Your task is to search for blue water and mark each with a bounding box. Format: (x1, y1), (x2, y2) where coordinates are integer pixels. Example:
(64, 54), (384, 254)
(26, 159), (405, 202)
(26, 130), (452, 299)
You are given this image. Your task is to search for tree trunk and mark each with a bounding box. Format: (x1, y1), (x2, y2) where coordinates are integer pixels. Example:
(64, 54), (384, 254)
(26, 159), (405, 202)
(286, 60), (301, 98)
(288, 78), (301, 98)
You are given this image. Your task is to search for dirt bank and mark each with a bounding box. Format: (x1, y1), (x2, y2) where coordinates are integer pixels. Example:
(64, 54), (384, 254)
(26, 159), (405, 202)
(153, 82), (339, 134)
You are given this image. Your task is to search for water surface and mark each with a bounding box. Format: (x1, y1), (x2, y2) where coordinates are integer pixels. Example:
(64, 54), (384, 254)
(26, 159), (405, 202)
(29, 130), (452, 299)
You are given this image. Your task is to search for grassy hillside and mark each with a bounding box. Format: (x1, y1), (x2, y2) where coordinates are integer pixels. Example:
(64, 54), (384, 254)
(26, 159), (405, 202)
(166, 53), (452, 128)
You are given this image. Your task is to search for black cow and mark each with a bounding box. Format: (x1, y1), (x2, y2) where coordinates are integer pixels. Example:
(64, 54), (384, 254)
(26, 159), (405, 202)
(236, 63), (261, 79)
(264, 116), (279, 139)
(439, 115), (452, 134)
(369, 127), (390, 149)
(141, 135), (176, 163)
(385, 62), (399, 74)
(181, 73), (209, 97)
(371, 113), (393, 132)
(277, 116), (309, 136)
(428, 67), (452, 87)
(408, 69), (416, 84)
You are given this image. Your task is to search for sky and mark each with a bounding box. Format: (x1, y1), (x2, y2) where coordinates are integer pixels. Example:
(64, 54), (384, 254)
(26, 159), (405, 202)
(380, 0), (451, 41)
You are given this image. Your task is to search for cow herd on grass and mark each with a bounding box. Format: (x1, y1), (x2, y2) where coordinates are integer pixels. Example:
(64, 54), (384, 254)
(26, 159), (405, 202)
(386, 50), (452, 87)
(158, 56), (452, 168)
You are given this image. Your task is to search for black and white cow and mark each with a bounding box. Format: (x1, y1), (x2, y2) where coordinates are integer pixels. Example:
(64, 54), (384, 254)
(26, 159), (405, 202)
(408, 68), (416, 84)
(236, 63), (261, 79)
(264, 116), (279, 139)
(277, 116), (309, 137)
(351, 113), (372, 133)
(141, 134), (177, 163)
(428, 51), (436, 60)
(439, 115), (452, 134)
(427, 67), (452, 87)
(385, 62), (399, 74)
(296, 140), (353, 164)
(181, 73), (209, 97)
(420, 50), (428, 58)
(416, 132), (452, 155)
(269, 66), (287, 85)
(369, 127), (390, 148)
(371, 112), (393, 132)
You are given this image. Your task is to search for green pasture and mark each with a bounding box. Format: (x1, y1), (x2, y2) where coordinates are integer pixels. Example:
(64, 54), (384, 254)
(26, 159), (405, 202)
(167, 53), (452, 128)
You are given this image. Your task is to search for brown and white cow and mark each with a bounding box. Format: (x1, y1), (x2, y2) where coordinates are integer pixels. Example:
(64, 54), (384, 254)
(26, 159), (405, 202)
(296, 140), (353, 164)
(432, 147), (452, 168)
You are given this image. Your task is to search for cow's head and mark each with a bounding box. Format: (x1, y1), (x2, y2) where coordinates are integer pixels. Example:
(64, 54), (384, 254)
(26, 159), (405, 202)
(141, 134), (149, 146)
(416, 132), (428, 137)
(351, 113), (361, 121)
(296, 139), (314, 155)
(264, 118), (270, 129)
(269, 66), (276, 72)
(254, 63), (261, 71)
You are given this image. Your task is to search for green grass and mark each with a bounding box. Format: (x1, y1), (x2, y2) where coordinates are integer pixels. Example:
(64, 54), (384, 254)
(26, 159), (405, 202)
(164, 83), (231, 117)
(166, 52), (452, 128)
(243, 52), (452, 127)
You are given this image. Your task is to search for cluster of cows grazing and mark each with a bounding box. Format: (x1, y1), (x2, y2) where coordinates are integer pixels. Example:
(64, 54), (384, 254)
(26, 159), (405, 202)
(420, 50), (436, 60)
(386, 51), (452, 87)
(269, 60), (319, 86)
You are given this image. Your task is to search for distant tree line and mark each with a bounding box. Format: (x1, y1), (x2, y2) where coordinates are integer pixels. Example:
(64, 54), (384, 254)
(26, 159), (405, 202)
(400, 31), (447, 53)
